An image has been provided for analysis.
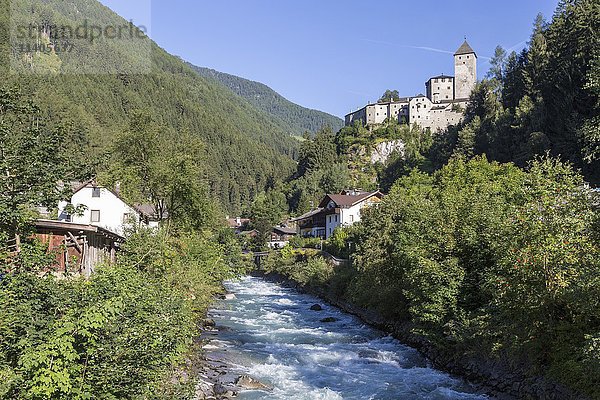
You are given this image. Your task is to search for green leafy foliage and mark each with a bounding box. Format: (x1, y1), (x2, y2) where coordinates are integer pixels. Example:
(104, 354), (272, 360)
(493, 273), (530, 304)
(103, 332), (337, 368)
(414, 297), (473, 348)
(285, 126), (350, 214)
(263, 248), (332, 287)
(103, 111), (218, 230)
(249, 189), (287, 246)
(0, 87), (79, 237)
(270, 155), (600, 397)
(378, 89), (401, 103)
(0, 227), (242, 400)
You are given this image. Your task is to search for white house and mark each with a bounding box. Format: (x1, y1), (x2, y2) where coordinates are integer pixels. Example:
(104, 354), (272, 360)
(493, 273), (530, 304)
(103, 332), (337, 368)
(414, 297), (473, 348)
(291, 190), (383, 239)
(58, 180), (159, 236)
(320, 190), (383, 238)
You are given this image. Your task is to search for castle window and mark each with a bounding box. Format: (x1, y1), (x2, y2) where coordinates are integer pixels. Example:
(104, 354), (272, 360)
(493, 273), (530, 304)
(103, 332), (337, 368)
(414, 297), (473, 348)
(467, 55), (469, 59)
(446, 95), (449, 99)
(447, 86), (451, 90)
(459, 56), (462, 59)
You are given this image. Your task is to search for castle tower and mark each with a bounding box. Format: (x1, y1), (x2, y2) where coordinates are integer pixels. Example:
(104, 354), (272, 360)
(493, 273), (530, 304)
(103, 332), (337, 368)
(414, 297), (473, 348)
(454, 40), (477, 99)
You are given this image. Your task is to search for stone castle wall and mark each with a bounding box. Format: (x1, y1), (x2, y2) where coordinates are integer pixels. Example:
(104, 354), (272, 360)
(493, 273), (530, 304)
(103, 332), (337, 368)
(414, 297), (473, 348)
(344, 41), (477, 132)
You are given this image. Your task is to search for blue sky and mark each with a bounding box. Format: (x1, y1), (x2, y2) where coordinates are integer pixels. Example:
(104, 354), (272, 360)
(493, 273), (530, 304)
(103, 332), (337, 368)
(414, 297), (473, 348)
(100, 0), (559, 118)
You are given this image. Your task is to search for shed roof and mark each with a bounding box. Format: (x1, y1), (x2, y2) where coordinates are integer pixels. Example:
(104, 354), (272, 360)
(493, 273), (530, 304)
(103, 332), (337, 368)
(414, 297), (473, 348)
(34, 219), (124, 241)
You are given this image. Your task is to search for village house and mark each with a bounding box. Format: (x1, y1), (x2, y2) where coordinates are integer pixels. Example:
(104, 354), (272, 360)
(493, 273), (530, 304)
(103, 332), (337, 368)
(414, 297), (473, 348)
(291, 207), (326, 238)
(268, 226), (297, 249)
(58, 180), (160, 236)
(226, 216), (251, 233)
(291, 190), (384, 239)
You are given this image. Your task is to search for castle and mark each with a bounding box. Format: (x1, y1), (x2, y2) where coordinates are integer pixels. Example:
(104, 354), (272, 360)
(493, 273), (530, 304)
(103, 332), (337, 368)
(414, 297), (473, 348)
(345, 41), (477, 132)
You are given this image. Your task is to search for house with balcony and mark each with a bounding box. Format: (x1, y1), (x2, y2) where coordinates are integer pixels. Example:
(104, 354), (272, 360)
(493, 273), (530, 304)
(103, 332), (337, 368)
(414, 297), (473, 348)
(291, 190), (384, 239)
(290, 207), (326, 238)
(268, 226), (298, 249)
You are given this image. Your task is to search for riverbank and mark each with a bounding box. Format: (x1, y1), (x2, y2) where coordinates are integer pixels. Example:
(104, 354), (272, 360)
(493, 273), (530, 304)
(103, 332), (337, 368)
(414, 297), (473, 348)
(251, 269), (584, 400)
(194, 296), (242, 400)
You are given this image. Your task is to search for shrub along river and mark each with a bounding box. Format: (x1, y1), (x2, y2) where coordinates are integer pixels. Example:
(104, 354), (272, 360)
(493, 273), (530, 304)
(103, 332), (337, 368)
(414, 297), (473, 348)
(203, 276), (491, 399)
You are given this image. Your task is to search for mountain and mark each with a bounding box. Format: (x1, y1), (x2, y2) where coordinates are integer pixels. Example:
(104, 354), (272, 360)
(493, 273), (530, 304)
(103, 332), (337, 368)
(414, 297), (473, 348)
(192, 66), (343, 137)
(1, 0), (301, 213)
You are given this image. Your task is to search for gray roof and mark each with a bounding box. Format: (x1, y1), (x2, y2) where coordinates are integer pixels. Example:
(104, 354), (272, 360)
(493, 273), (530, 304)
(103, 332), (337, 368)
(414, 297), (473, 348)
(427, 74), (454, 80)
(318, 190), (383, 208)
(455, 40), (476, 56)
(272, 226), (297, 235)
(290, 207), (324, 222)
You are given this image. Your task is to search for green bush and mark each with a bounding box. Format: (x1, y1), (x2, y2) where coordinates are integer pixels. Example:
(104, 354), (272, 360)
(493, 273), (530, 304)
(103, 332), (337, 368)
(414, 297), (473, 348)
(348, 156), (600, 396)
(288, 235), (321, 249)
(323, 227), (350, 259)
(0, 228), (242, 400)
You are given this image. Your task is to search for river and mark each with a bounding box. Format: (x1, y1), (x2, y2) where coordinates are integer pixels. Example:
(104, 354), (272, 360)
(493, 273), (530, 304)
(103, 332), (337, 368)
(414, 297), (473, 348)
(203, 276), (490, 400)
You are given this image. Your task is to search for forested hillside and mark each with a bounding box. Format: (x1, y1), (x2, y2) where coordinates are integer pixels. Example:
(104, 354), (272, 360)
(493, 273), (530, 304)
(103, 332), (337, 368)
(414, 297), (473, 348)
(192, 66), (343, 137)
(1, 0), (300, 214)
(0, 80), (247, 400)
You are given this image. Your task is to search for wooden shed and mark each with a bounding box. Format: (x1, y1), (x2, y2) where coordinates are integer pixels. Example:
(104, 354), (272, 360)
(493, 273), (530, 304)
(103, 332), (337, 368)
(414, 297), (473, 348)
(34, 219), (124, 277)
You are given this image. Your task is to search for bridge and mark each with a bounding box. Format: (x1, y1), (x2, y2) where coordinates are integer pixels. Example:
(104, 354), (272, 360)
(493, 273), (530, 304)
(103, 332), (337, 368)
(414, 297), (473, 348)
(252, 251), (270, 269)
(249, 249), (349, 269)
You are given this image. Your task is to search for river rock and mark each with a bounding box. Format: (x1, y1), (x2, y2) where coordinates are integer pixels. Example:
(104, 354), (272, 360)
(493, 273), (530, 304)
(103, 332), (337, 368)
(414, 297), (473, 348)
(320, 317), (337, 323)
(310, 304), (323, 311)
(235, 375), (272, 391)
(218, 293), (236, 300)
(202, 318), (216, 327)
(213, 383), (229, 395)
(195, 378), (214, 399)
